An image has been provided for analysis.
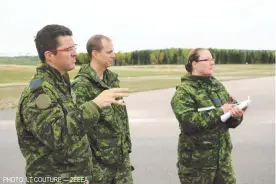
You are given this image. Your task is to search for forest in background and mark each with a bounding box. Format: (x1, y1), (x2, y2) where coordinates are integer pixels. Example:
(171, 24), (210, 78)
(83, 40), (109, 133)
(0, 48), (275, 65)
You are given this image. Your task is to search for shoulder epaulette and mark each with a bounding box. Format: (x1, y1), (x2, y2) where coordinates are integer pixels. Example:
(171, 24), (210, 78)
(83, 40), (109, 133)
(29, 78), (43, 91)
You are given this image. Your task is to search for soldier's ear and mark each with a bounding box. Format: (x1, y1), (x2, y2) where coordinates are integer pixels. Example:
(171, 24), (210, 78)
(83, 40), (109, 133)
(192, 61), (197, 70)
(45, 51), (54, 62)
(91, 50), (98, 59)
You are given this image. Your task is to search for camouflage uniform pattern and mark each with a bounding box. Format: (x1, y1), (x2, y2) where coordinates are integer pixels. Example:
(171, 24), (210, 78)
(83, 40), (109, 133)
(15, 63), (101, 183)
(71, 64), (133, 184)
(171, 74), (243, 184)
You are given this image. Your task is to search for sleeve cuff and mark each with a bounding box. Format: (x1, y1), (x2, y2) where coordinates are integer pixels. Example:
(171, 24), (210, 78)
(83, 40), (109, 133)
(90, 100), (101, 112)
(81, 101), (101, 130)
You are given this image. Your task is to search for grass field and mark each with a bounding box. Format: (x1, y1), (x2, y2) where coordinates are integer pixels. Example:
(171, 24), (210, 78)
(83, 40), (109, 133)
(0, 64), (275, 109)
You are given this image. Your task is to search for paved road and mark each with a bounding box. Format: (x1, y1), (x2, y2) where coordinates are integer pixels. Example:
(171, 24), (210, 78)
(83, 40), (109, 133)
(0, 77), (275, 184)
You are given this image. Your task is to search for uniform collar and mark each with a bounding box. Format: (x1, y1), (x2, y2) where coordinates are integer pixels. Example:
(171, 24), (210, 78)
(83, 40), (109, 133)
(36, 63), (71, 92)
(78, 64), (118, 89)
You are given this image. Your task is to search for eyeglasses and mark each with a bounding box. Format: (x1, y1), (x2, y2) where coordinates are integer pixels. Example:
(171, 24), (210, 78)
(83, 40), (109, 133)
(49, 44), (77, 53)
(196, 58), (215, 62)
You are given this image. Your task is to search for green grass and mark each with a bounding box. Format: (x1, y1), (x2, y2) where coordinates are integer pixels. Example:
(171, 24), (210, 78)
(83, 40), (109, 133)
(0, 59), (40, 66)
(0, 64), (274, 83)
(0, 64), (275, 110)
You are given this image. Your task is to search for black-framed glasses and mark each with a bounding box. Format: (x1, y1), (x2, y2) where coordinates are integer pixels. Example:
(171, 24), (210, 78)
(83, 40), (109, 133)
(196, 58), (215, 62)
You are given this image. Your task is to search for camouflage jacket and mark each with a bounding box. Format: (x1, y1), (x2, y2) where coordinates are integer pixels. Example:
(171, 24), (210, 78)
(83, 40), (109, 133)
(15, 63), (100, 181)
(171, 74), (243, 169)
(71, 64), (131, 167)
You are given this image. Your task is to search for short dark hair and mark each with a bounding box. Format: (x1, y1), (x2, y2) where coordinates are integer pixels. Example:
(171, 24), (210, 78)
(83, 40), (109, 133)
(34, 24), (72, 62)
(185, 48), (206, 73)
(86, 34), (111, 59)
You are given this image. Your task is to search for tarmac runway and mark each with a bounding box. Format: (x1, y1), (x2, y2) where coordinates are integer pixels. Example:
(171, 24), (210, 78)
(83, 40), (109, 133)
(0, 76), (275, 184)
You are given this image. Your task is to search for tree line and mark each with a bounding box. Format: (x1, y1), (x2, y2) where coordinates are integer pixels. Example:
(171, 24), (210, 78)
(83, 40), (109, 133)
(77, 48), (275, 65)
(0, 48), (275, 65)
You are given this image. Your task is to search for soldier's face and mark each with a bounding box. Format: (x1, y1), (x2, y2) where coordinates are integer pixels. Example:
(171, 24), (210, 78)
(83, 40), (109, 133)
(192, 50), (215, 76)
(46, 36), (77, 74)
(93, 39), (115, 69)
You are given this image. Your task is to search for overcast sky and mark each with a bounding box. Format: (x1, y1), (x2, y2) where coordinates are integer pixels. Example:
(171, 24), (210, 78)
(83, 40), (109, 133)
(0, 0), (275, 56)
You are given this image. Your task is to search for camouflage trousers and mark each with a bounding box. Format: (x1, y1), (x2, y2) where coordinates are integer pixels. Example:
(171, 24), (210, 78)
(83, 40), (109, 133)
(177, 162), (236, 184)
(91, 154), (134, 184)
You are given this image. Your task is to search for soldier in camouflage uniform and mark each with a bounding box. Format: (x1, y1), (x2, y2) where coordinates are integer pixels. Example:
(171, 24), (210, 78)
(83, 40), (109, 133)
(71, 34), (133, 184)
(15, 25), (129, 184)
(171, 48), (246, 184)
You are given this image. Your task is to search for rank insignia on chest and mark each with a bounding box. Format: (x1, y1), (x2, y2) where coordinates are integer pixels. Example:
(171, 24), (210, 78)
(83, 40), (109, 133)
(212, 97), (222, 106)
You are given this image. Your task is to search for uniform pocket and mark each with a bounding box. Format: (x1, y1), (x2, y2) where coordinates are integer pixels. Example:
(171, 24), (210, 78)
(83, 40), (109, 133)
(195, 140), (217, 151)
(192, 141), (217, 169)
(94, 138), (123, 166)
(48, 135), (92, 173)
(178, 145), (193, 166)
